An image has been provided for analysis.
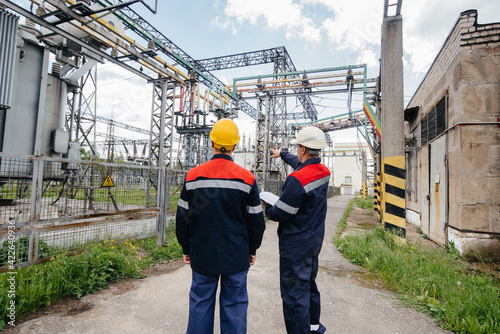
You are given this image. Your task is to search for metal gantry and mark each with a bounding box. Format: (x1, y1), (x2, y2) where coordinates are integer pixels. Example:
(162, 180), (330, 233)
(93, 0), (260, 118)
(197, 46), (319, 121)
(0, 0), (386, 255)
(269, 49), (288, 177)
(75, 67), (98, 158)
(231, 65), (378, 189)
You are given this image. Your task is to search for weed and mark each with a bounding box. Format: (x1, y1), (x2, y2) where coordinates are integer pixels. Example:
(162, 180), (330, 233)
(444, 240), (461, 260)
(335, 199), (355, 238)
(0, 236), (55, 267)
(335, 227), (500, 333)
(352, 196), (374, 210)
(0, 230), (183, 329)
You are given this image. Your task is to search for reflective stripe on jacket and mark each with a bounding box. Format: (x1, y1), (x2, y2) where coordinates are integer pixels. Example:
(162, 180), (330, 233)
(265, 151), (330, 260)
(176, 154), (266, 275)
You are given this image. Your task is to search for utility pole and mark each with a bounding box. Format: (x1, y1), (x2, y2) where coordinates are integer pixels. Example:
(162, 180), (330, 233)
(380, 0), (406, 239)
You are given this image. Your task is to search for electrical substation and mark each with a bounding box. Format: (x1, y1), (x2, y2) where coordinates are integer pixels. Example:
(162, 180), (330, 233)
(1, 0), (499, 270)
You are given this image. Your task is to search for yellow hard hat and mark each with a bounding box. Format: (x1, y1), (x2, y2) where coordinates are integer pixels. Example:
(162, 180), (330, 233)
(210, 118), (240, 152)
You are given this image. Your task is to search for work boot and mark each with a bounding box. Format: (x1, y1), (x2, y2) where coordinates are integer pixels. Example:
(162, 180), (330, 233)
(311, 323), (326, 333)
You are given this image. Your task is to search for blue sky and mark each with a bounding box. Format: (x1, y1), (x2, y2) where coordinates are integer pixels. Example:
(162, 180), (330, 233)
(102, 0), (500, 143)
(135, 0), (499, 93)
(12, 0), (500, 146)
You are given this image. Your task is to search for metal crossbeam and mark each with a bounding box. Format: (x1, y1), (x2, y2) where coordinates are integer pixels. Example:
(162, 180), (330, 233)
(197, 47), (318, 121)
(95, 116), (151, 136)
(384, 0), (403, 17)
(196, 48), (279, 71)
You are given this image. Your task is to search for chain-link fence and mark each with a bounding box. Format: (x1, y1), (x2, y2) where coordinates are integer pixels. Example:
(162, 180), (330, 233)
(0, 153), (168, 271)
(0, 152), (339, 271)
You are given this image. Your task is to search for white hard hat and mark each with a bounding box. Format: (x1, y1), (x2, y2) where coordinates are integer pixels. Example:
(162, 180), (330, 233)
(290, 126), (326, 149)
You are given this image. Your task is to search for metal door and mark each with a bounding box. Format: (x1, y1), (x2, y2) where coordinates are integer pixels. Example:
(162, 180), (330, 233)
(419, 146), (430, 236)
(428, 136), (447, 245)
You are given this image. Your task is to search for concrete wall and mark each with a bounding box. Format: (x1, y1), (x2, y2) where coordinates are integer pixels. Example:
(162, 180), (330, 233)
(333, 142), (369, 195)
(405, 10), (500, 258)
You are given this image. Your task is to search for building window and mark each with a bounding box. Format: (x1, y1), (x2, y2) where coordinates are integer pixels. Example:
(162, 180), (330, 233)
(345, 176), (352, 184)
(420, 95), (447, 147)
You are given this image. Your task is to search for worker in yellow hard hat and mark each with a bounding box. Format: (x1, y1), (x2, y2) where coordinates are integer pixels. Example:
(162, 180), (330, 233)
(209, 118), (240, 153)
(176, 118), (266, 334)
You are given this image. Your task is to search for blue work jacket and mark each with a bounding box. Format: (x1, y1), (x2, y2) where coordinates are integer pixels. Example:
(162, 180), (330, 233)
(176, 154), (266, 275)
(265, 151), (330, 260)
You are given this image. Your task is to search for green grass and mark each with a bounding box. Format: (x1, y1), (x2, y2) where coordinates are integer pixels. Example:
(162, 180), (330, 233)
(1, 181), (182, 209)
(0, 236), (58, 267)
(71, 188), (156, 206)
(335, 199), (355, 237)
(334, 199), (500, 334)
(168, 191), (181, 211)
(351, 196), (374, 210)
(0, 230), (183, 330)
(335, 196), (374, 238)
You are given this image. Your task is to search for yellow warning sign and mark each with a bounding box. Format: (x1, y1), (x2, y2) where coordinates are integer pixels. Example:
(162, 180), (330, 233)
(101, 174), (115, 187)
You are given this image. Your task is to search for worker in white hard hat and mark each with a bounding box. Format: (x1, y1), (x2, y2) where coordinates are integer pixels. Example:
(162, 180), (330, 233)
(264, 126), (330, 334)
(176, 118), (266, 334)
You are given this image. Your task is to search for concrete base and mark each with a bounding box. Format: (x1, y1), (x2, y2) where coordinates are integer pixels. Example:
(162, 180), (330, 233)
(406, 209), (421, 228)
(448, 227), (500, 261)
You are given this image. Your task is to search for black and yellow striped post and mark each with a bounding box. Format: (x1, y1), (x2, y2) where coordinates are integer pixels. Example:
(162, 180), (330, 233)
(378, 173), (382, 219)
(382, 156), (406, 242)
(380, 1), (405, 242)
(373, 173), (380, 218)
(361, 150), (367, 200)
(361, 182), (367, 199)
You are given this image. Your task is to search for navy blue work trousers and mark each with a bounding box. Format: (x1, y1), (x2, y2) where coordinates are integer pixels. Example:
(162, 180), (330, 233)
(280, 255), (324, 334)
(187, 269), (248, 334)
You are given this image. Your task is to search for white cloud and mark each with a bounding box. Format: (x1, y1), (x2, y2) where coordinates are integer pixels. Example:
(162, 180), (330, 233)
(356, 49), (378, 68)
(315, 0), (382, 51)
(214, 0), (500, 75)
(94, 64), (152, 130)
(403, 0), (500, 73)
(213, 0), (322, 43)
(214, 0), (382, 66)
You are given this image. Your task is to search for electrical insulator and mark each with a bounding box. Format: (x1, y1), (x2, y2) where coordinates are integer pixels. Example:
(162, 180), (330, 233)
(36, 6), (46, 16)
(52, 62), (62, 77)
(367, 94), (378, 106)
(147, 39), (155, 50)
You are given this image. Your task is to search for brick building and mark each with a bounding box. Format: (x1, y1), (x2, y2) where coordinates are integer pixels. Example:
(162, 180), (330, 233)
(404, 10), (500, 258)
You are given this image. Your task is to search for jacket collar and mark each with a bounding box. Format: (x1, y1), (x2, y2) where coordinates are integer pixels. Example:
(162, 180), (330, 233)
(295, 157), (321, 171)
(211, 154), (234, 161)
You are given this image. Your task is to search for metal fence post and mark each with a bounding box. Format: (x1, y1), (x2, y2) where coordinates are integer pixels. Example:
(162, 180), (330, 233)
(29, 158), (44, 223)
(156, 168), (167, 246)
(28, 229), (39, 265)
